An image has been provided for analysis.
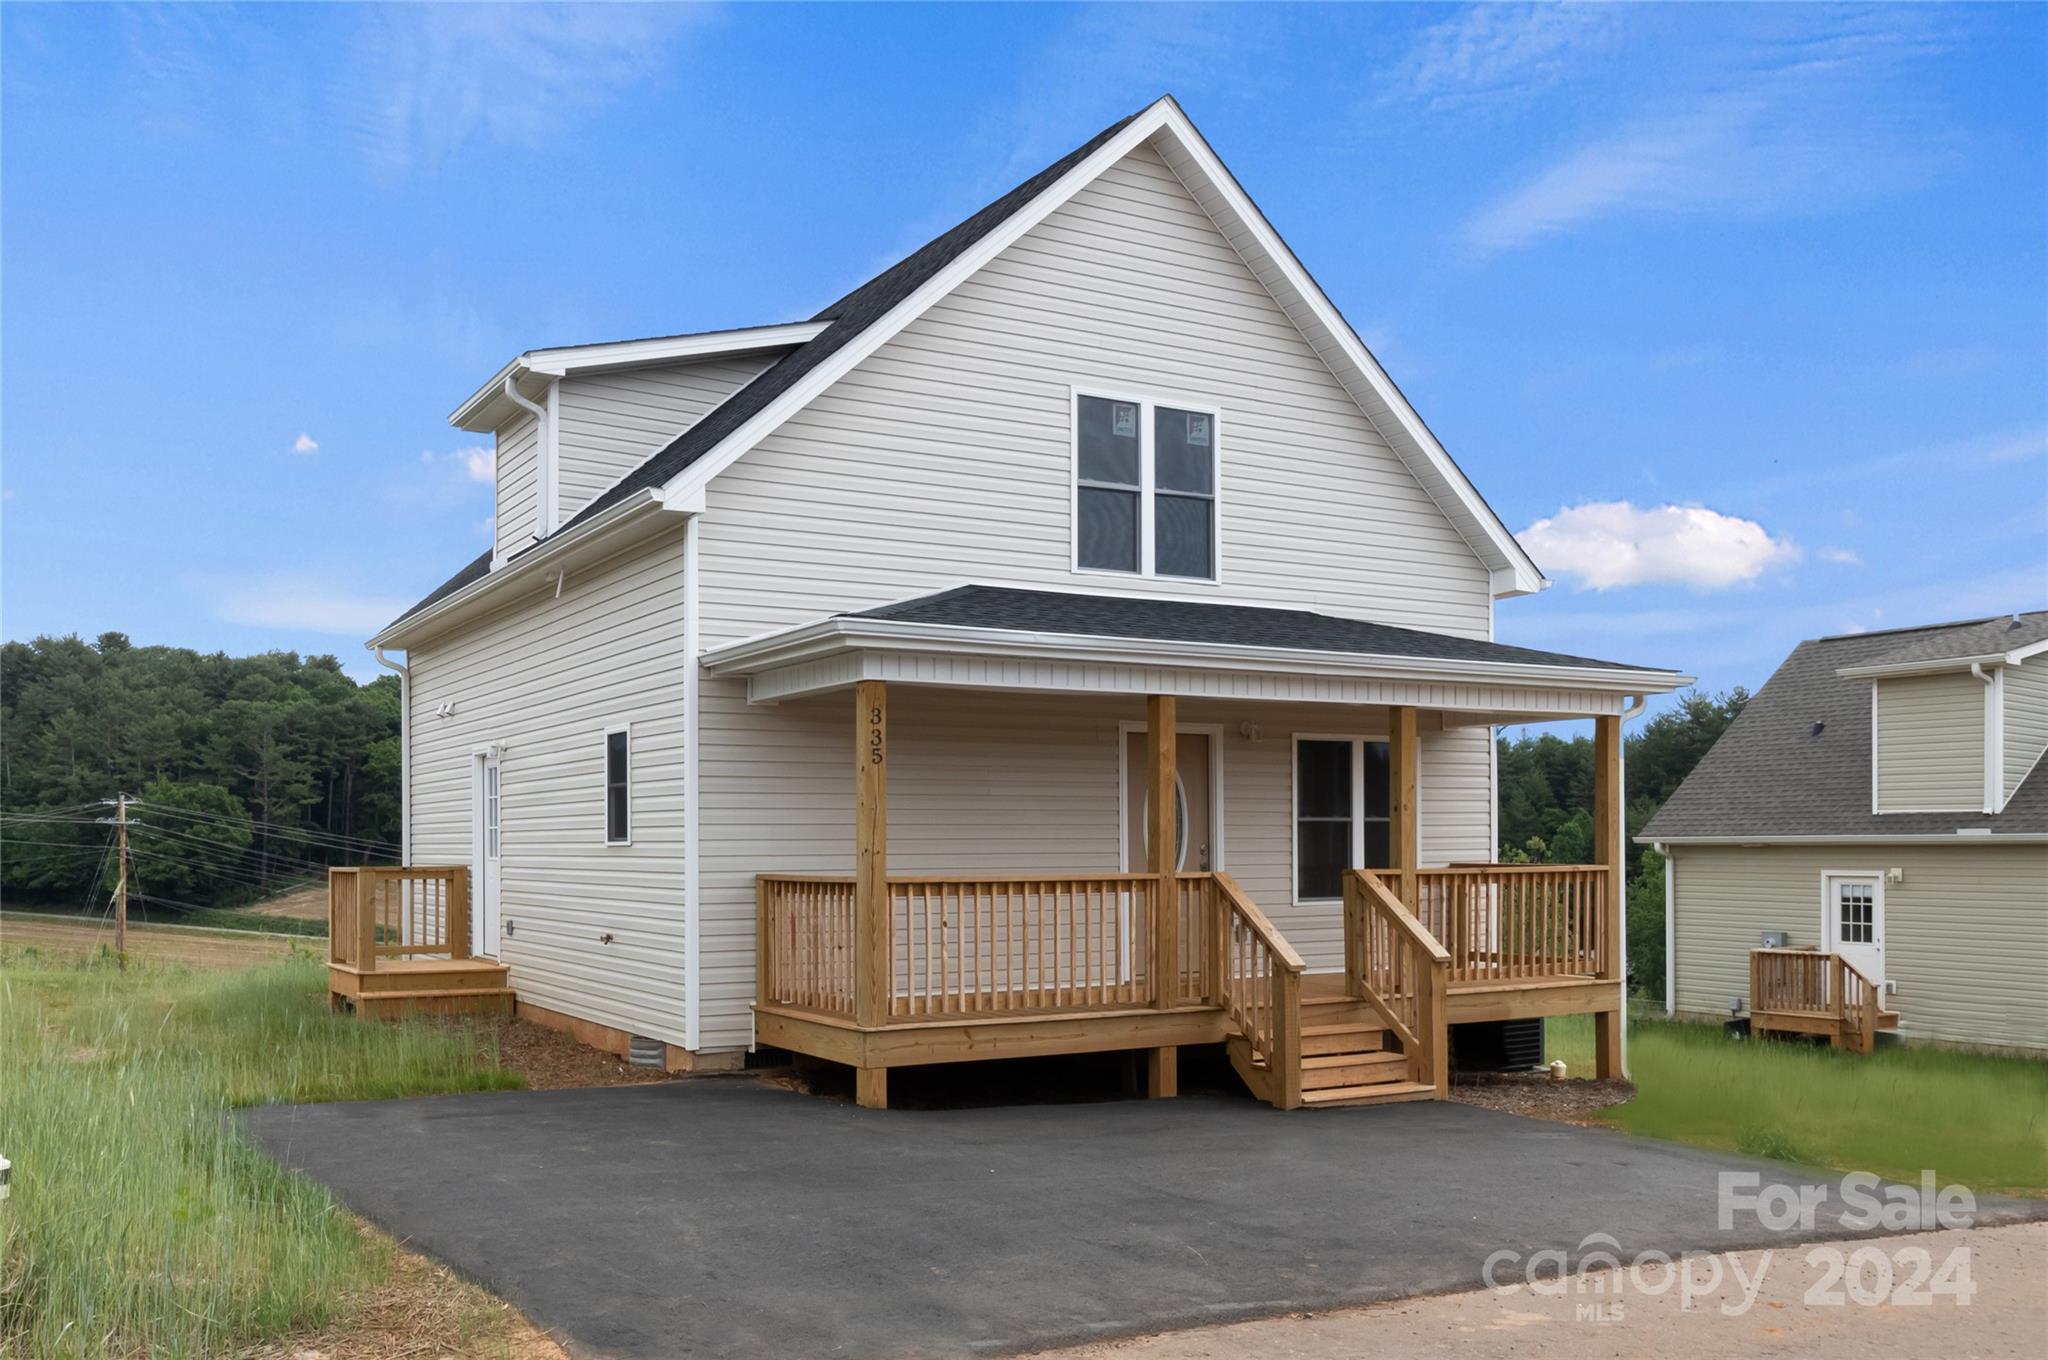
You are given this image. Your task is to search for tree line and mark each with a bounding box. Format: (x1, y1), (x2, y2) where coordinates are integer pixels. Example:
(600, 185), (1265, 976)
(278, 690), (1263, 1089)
(1496, 688), (1750, 1003)
(1, 633), (402, 912)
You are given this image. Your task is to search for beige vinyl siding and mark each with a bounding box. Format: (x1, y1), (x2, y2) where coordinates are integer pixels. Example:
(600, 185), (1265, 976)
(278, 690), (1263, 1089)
(555, 356), (775, 519)
(2003, 663), (2048, 803)
(1669, 842), (2048, 1053)
(691, 140), (1498, 1050)
(408, 526), (688, 1044)
(493, 411), (540, 560)
(694, 686), (1494, 1051)
(1874, 672), (1986, 812)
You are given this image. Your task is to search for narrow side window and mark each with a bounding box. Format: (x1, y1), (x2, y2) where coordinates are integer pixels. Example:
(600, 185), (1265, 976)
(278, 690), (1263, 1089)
(605, 727), (631, 844)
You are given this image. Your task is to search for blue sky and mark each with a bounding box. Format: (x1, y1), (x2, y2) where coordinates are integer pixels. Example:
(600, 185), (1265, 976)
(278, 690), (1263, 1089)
(5, 4), (2044, 704)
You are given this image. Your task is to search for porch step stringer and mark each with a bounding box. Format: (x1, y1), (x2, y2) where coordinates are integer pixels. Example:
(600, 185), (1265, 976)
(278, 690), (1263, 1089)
(1225, 987), (1440, 1110)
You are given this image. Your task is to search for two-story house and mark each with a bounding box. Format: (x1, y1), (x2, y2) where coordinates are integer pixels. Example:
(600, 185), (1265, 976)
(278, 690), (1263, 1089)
(1645, 612), (2048, 1054)
(334, 97), (1692, 1110)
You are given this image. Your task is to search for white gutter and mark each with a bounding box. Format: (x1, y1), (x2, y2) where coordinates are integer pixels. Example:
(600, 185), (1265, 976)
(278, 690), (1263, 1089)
(371, 646), (411, 865)
(702, 616), (1694, 696)
(369, 487), (677, 650)
(1838, 653), (2012, 679)
(1639, 833), (2048, 845)
(1971, 662), (2000, 813)
(499, 376), (554, 540)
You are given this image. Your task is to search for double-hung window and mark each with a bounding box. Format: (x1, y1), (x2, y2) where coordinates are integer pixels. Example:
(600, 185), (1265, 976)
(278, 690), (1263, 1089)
(1294, 737), (1391, 901)
(1074, 391), (1218, 580)
(604, 726), (631, 845)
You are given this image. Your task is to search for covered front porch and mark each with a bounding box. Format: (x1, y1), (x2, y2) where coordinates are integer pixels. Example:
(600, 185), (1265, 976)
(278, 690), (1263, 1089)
(707, 586), (1689, 1110)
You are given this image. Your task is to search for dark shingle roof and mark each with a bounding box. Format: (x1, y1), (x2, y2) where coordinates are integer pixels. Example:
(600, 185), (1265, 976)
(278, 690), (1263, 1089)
(1851, 612), (2048, 670)
(846, 585), (1677, 674)
(1642, 616), (2048, 841)
(384, 105), (1144, 633)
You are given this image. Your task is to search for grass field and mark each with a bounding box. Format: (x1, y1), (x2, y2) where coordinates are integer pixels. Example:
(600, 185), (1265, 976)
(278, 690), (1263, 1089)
(1549, 1012), (2048, 1196)
(0, 949), (522, 1358)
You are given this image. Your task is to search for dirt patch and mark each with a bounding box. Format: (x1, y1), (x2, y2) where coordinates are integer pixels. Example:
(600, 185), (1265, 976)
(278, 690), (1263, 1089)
(467, 1016), (683, 1092)
(244, 1223), (567, 1360)
(246, 883), (332, 922)
(1, 912), (309, 968)
(1450, 1070), (1635, 1123)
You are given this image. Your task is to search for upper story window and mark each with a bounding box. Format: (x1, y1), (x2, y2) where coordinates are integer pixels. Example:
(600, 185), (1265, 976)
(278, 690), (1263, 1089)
(1073, 391), (1218, 581)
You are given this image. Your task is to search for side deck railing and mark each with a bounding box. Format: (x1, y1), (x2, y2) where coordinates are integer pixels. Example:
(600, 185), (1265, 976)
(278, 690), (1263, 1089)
(1214, 872), (1304, 1107)
(1407, 864), (1608, 984)
(1345, 870), (1450, 1095)
(328, 865), (470, 971)
(1750, 947), (1884, 1052)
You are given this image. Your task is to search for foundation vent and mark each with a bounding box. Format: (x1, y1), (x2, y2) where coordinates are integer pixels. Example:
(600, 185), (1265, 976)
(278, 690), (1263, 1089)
(628, 1035), (667, 1069)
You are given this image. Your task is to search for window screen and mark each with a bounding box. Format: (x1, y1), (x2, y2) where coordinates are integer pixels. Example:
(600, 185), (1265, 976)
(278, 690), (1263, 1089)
(605, 729), (630, 844)
(1076, 395), (1140, 571)
(1154, 406), (1215, 579)
(1073, 394), (1217, 579)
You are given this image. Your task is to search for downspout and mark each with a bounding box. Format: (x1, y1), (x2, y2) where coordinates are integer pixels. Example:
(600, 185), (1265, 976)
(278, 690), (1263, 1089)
(1617, 695), (1647, 1079)
(372, 646), (410, 866)
(502, 375), (553, 538)
(1970, 663), (1997, 813)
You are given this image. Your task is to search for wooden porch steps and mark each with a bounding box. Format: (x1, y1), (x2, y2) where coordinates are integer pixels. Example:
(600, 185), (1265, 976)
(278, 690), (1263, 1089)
(1230, 989), (1432, 1108)
(1303, 1080), (1438, 1107)
(328, 956), (513, 1020)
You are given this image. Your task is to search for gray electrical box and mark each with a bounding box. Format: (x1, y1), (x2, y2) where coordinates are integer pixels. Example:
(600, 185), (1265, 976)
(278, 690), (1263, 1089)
(1759, 930), (1789, 948)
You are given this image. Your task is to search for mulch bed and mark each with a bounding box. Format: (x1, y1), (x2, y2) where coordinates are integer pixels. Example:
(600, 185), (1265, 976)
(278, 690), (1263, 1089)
(469, 1017), (681, 1091)
(1450, 1072), (1635, 1124)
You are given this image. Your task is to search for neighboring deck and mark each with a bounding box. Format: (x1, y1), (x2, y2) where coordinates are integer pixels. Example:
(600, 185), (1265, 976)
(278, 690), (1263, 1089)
(1749, 947), (1898, 1053)
(327, 866), (512, 1019)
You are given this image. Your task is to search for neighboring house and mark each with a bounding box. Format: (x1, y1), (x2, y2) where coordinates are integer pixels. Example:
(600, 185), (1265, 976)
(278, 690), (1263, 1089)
(1644, 612), (2048, 1055)
(342, 97), (1692, 1109)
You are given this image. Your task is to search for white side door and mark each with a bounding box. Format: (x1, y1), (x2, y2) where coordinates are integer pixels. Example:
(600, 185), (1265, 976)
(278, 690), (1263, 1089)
(474, 751), (503, 958)
(1822, 872), (1884, 984)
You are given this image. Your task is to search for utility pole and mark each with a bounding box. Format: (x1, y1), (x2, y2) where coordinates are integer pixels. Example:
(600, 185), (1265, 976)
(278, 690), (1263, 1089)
(113, 793), (129, 966)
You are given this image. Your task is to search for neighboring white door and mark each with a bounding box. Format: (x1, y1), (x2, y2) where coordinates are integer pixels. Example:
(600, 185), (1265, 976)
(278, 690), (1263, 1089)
(1822, 872), (1884, 983)
(474, 751), (503, 958)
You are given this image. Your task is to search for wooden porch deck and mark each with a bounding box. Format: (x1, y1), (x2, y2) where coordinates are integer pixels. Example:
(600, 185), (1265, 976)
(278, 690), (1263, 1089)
(1749, 947), (1897, 1053)
(326, 866), (512, 1019)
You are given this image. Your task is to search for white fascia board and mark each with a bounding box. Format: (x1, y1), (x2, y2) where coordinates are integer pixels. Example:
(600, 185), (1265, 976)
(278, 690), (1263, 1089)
(1837, 653), (2012, 679)
(651, 99), (1546, 599)
(700, 614), (1694, 696)
(367, 489), (682, 649)
(449, 322), (828, 431)
(1637, 833), (2048, 845)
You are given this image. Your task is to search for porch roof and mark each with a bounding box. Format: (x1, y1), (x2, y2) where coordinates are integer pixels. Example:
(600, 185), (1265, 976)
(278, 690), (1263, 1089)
(702, 585), (1692, 716)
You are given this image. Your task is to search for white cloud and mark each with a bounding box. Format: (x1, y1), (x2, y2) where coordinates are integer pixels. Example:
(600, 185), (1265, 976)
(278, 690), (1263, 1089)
(419, 444), (495, 484)
(1385, 3), (1620, 111)
(343, 5), (705, 177)
(1458, 14), (1956, 257)
(193, 572), (411, 635)
(292, 433), (319, 455)
(1519, 501), (1800, 592)
(1819, 547), (1862, 566)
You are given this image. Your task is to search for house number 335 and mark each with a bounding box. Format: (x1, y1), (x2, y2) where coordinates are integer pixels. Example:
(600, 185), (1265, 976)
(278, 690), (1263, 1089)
(866, 708), (884, 764)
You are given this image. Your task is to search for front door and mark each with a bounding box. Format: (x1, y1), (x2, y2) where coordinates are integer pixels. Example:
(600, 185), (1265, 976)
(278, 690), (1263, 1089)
(1823, 872), (1884, 983)
(1123, 731), (1214, 872)
(474, 751), (503, 958)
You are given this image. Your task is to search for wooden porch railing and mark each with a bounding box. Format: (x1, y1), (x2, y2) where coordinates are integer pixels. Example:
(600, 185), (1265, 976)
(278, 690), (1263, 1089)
(756, 872), (1215, 1022)
(1407, 865), (1607, 984)
(1215, 871), (1304, 1108)
(1344, 869), (1449, 1095)
(1750, 947), (1883, 1053)
(328, 866), (470, 971)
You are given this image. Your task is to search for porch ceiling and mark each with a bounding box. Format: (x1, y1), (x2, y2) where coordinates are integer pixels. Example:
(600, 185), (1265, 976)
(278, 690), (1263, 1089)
(700, 585), (1692, 716)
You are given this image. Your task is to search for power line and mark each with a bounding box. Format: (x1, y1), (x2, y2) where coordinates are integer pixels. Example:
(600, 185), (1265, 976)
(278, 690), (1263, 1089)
(130, 800), (399, 853)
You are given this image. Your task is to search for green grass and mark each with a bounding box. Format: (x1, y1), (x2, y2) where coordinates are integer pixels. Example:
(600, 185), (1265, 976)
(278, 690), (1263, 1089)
(0, 950), (522, 1358)
(179, 907), (328, 938)
(1548, 1012), (2048, 1195)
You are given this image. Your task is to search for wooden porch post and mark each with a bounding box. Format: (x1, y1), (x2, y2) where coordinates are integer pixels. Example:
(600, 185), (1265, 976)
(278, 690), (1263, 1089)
(854, 679), (890, 1108)
(1145, 693), (1179, 1098)
(1388, 706), (1419, 906)
(1592, 712), (1624, 1079)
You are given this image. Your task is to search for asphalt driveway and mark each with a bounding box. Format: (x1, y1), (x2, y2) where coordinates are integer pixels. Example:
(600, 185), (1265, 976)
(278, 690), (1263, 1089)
(242, 1081), (2042, 1358)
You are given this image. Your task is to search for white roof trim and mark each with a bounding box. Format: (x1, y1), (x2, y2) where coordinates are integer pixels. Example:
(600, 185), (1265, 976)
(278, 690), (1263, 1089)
(1644, 833), (2048, 846)
(700, 612), (1692, 696)
(1837, 649), (2035, 680)
(655, 98), (1548, 598)
(450, 322), (828, 432)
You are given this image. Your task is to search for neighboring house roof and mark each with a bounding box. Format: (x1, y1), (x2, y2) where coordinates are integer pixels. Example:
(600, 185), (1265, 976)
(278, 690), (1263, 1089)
(382, 95), (1550, 641)
(1642, 617), (2048, 842)
(1835, 610), (2048, 678)
(848, 585), (1669, 674)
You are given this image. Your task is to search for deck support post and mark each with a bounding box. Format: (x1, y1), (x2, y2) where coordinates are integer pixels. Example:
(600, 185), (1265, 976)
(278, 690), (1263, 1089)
(854, 679), (890, 1106)
(1592, 712), (1625, 1079)
(1387, 706), (1419, 908)
(1146, 693), (1179, 1099)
